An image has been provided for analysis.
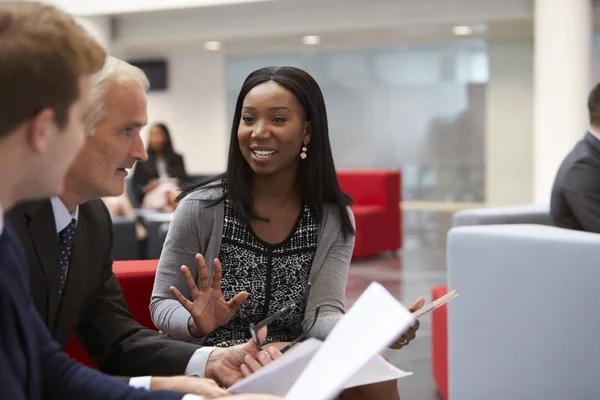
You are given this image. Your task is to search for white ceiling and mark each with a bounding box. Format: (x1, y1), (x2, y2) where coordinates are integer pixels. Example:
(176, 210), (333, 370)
(113, 0), (535, 50)
(105, 0), (600, 54)
(34, 0), (275, 16)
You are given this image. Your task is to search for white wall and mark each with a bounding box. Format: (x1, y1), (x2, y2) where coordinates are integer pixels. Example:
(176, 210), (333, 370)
(124, 49), (229, 174)
(485, 40), (534, 206)
(76, 16), (111, 51)
(485, 37), (600, 207)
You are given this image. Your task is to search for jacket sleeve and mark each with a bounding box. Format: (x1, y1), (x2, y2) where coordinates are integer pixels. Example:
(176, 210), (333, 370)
(74, 204), (201, 378)
(563, 160), (600, 233)
(35, 305), (185, 400)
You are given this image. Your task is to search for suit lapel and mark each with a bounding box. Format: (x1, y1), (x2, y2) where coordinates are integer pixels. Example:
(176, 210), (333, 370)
(24, 202), (61, 329)
(54, 216), (88, 334)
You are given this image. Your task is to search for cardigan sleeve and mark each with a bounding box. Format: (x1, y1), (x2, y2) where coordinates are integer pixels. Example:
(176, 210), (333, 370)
(301, 207), (355, 339)
(150, 197), (204, 341)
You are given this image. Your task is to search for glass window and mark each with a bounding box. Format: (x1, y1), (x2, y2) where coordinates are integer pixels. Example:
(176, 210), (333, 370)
(226, 40), (488, 202)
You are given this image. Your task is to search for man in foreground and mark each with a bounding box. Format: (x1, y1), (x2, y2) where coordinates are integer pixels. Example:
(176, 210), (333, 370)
(0, 2), (195, 398)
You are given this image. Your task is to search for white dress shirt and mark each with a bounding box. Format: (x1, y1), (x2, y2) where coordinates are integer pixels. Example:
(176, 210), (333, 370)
(50, 197), (213, 397)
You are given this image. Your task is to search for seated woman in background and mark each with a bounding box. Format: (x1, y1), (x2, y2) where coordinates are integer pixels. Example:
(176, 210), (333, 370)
(102, 192), (148, 241)
(150, 66), (421, 399)
(132, 122), (187, 212)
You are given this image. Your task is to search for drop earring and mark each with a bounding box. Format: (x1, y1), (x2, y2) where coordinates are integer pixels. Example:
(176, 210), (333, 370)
(300, 145), (308, 159)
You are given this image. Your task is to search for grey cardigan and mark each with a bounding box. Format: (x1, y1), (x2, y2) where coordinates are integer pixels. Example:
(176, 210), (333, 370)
(150, 184), (355, 343)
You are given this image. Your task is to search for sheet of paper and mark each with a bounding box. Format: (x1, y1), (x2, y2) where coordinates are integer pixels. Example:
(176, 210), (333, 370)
(285, 282), (416, 400)
(343, 354), (413, 389)
(228, 338), (412, 396)
(412, 290), (458, 319)
(228, 338), (322, 396)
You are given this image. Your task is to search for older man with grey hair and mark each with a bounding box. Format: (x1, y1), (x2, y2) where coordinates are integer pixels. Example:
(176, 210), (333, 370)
(7, 56), (282, 398)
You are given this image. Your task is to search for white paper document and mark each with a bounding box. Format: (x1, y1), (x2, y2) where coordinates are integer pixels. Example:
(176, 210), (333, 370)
(228, 282), (415, 400)
(286, 282), (415, 400)
(228, 338), (322, 396)
(412, 289), (458, 319)
(228, 338), (411, 396)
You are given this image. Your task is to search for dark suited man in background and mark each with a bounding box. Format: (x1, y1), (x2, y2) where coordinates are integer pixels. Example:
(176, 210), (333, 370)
(551, 83), (600, 233)
(0, 2), (198, 399)
(7, 55), (282, 395)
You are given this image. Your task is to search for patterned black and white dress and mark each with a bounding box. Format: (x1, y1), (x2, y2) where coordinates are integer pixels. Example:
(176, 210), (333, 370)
(202, 196), (319, 347)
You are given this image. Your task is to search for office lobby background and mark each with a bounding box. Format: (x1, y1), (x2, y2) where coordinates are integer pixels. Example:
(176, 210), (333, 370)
(62, 0), (600, 213)
(28, 1), (600, 398)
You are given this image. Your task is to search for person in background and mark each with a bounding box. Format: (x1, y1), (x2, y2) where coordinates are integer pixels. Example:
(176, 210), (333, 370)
(551, 82), (600, 233)
(133, 122), (187, 212)
(150, 66), (424, 400)
(102, 192), (149, 241)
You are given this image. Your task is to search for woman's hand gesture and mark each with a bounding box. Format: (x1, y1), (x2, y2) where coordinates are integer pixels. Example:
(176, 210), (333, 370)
(170, 254), (249, 337)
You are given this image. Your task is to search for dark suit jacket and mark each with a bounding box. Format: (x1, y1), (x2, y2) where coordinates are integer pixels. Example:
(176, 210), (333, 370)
(132, 152), (188, 204)
(7, 199), (202, 380)
(0, 218), (183, 400)
(550, 131), (600, 233)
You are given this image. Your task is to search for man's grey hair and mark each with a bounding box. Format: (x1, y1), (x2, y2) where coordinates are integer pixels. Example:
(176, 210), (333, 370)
(85, 56), (150, 135)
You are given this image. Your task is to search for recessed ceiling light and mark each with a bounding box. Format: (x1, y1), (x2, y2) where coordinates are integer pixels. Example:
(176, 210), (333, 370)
(204, 41), (222, 51)
(302, 35), (321, 45)
(452, 26), (473, 36)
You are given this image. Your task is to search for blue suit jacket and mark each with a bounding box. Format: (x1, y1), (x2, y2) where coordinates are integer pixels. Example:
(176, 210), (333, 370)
(0, 219), (184, 400)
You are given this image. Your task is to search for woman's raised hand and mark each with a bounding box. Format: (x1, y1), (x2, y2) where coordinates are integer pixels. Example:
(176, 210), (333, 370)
(170, 254), (249, 337)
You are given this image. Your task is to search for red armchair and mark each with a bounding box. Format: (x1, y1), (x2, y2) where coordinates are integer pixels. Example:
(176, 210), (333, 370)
(431, 285), (449, 400)
(64, 260), (160, 369)
(336, 170), (402, 258)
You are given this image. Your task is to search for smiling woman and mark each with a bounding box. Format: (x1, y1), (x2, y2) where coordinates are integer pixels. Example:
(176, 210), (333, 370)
(152, 66), (355, 346)
(151, 66), (405, 399)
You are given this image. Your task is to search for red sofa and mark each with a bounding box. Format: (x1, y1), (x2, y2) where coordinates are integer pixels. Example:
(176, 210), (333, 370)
(336, 170), (402, 258)
(65, 260), (160, 369)
(431, 285), (449, 400)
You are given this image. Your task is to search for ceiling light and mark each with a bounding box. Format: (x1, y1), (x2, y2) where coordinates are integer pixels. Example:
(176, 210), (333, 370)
(452, 26), (473, 36)
(204, 41), (222, 51)
(302, 35), (321, 45)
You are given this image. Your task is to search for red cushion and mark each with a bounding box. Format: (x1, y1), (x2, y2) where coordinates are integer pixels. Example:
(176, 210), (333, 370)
(65, 260), (160, 368)
(432, 285), (449, 400)
(112, 259), (160, 331)
(350, 205), (386, 258)
(337, 170), (402, 258)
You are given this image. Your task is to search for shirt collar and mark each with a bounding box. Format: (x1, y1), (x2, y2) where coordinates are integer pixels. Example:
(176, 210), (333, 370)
(0, 205), (3, 236)
(589, 127), (600, 142)
(50, 197), (79, 233)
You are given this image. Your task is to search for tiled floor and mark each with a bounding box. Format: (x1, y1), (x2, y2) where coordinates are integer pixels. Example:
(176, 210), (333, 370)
(344, 211), (452, 399)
